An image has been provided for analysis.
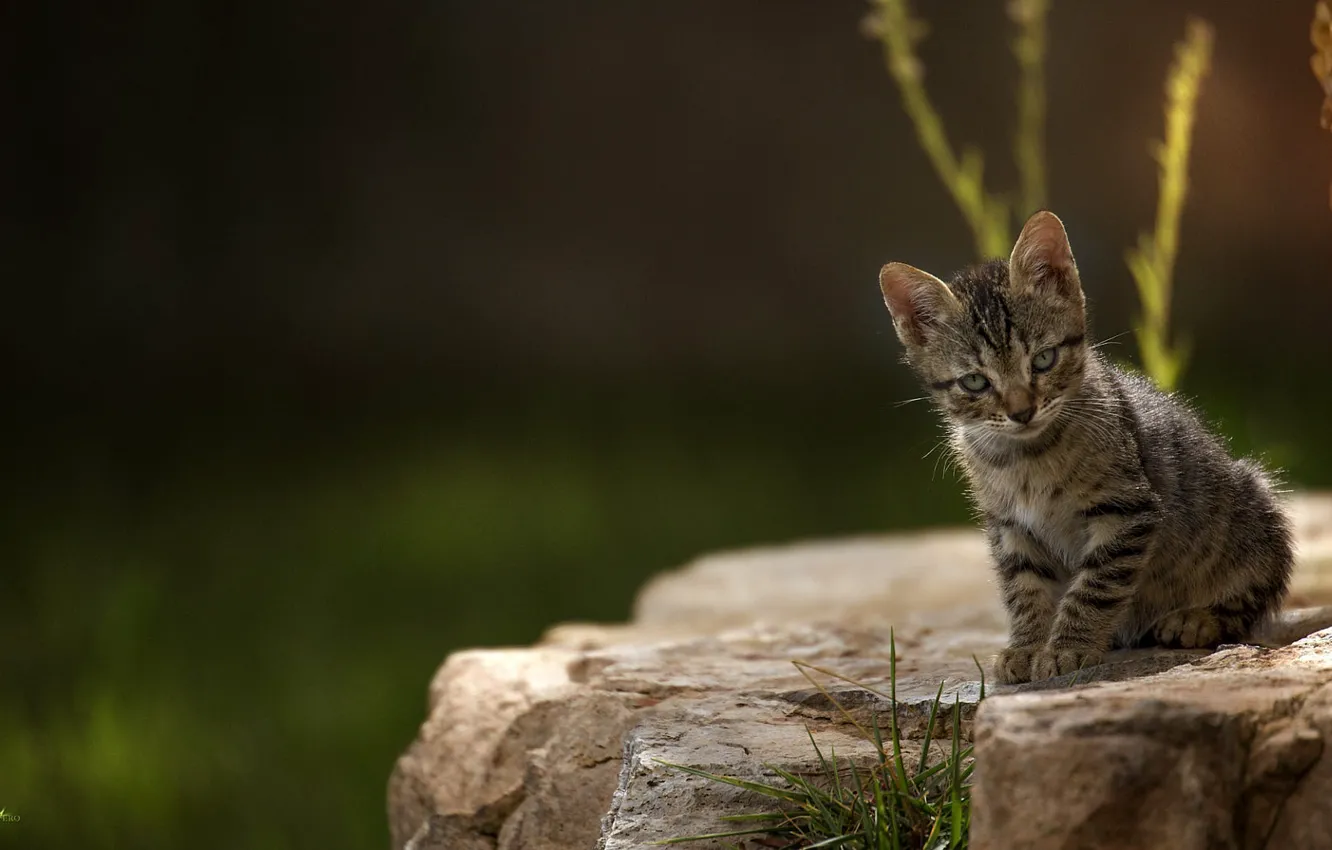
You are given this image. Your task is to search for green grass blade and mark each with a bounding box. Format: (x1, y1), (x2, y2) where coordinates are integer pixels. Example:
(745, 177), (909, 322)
(915, 758), (952, 785)
(769, 765), (843, 826)
(829, 742), (845, 805)
(846, 762), (873, 847)
(808, 729), (839, 800)
(923, 805), (944, 847)
(791, 660), (898, 703)
(717, 811), (788, 823)
(917, 680), (945, 775)
(651, 825), (795, 845)
(871, 710), (887, 766)
(652, 760), (805, 803)
(802, 835), (863, 849)
(949, 699), (964, 847)
(959, 760), (976, 784)
(887, 629), (913, 798)
(792, 661), (874, 743)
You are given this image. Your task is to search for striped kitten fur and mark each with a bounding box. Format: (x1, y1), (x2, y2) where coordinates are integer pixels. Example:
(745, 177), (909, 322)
(878, 210), (1293, 684)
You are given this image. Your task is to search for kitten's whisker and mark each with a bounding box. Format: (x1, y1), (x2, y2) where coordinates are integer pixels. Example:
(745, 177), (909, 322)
(1091, 331), (1131, 350)
(923, 436), (958, 481)
(922, 439), (948, 460)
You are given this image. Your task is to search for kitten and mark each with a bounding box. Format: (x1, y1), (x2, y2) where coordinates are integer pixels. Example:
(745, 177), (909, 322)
(877, 210), (1293, 684)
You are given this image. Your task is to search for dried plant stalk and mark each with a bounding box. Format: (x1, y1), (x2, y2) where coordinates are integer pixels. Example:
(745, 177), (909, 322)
(864, 0), (1014, 259)
(1124, 19), (1213, 392)
(866, 2), (1212, 390)
(1010, 0), (1051, 217)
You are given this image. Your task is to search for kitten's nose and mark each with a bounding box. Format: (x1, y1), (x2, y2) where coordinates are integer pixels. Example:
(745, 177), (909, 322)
(1008, 407), (1035, 425)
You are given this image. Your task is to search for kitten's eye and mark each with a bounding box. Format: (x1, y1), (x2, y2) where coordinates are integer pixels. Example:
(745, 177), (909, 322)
(959, 373), (990, 392)
(1032, 347), (1058, 372)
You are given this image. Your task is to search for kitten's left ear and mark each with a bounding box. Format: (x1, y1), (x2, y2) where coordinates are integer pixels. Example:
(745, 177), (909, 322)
(1009, 210), (1083, 303)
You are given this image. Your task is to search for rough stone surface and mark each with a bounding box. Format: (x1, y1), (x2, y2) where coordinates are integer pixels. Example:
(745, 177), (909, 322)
(631, 492), (1332, 633)
(389, 622), (1004, 850)
(971, 629), (1332, 850)
(388, 493), (1332, 849)
(602, 696), (908, 849)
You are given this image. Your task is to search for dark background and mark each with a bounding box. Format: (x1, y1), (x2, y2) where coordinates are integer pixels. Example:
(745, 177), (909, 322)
(4, 1), (1329, 847)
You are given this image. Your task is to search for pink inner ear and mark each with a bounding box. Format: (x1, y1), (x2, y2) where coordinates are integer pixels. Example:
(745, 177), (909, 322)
(879, 266), (926, 323)
(883, 281), (921, 324)
(880, 264), (951, 344)
(1012, 213), (1079, 296)
(1035, 240), (1074, 277)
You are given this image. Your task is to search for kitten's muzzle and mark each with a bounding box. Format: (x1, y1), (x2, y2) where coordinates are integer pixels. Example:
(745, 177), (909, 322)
(1002, 388), (1036, 425)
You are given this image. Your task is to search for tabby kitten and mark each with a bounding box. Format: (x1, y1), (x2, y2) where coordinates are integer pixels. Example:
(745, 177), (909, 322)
(878, 210), (1293, 684)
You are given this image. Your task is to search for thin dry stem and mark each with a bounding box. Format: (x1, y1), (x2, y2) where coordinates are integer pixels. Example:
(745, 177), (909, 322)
(868, 0), (1012, 259)
(1125, 18), (1213, 391)
(1010, 0), (1051, 217)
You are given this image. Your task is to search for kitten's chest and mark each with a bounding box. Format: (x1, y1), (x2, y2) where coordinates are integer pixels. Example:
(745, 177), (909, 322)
(981, 475), (1088, 567)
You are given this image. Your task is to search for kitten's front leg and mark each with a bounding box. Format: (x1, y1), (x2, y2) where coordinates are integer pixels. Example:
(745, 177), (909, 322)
(1030, 510), (1155, 680)
(991, 526), (1059, 684)
(996, 572), (1059, 683)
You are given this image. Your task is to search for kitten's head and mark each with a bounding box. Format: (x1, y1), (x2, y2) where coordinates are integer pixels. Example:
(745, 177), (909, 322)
(879, 210), (1091, 441)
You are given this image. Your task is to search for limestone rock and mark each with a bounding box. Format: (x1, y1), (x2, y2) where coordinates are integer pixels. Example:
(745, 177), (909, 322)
(388, 493), (1332, 849)
(630, 490), (1332, 631)
(970, 628), (1332, 850)
(601, 696), (915, 850)
(631, 528), (1003, 632)
(389, 622), (1003, 850)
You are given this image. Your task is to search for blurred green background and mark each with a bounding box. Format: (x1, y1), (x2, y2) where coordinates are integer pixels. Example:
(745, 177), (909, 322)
(5, 1), (1331, 848)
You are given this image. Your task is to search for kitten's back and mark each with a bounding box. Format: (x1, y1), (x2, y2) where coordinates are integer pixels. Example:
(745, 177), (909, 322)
(1104, 360), (1293, 642)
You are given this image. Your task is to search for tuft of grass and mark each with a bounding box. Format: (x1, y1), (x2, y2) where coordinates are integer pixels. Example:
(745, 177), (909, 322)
(658, 631), (985, 849)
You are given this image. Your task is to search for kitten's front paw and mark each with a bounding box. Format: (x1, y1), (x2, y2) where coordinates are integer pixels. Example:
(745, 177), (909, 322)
(1029, 646), (1103, 681)
(1153, 608), (1222, 648)
(995, 646), (1038, 684)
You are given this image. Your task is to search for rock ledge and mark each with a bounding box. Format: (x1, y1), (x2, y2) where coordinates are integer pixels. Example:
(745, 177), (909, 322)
(389, 493), (1332, 849)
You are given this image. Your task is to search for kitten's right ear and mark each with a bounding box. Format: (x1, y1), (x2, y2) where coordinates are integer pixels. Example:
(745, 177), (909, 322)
(878, 263), (958, 347)
(1009, 210), (1083, 303)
